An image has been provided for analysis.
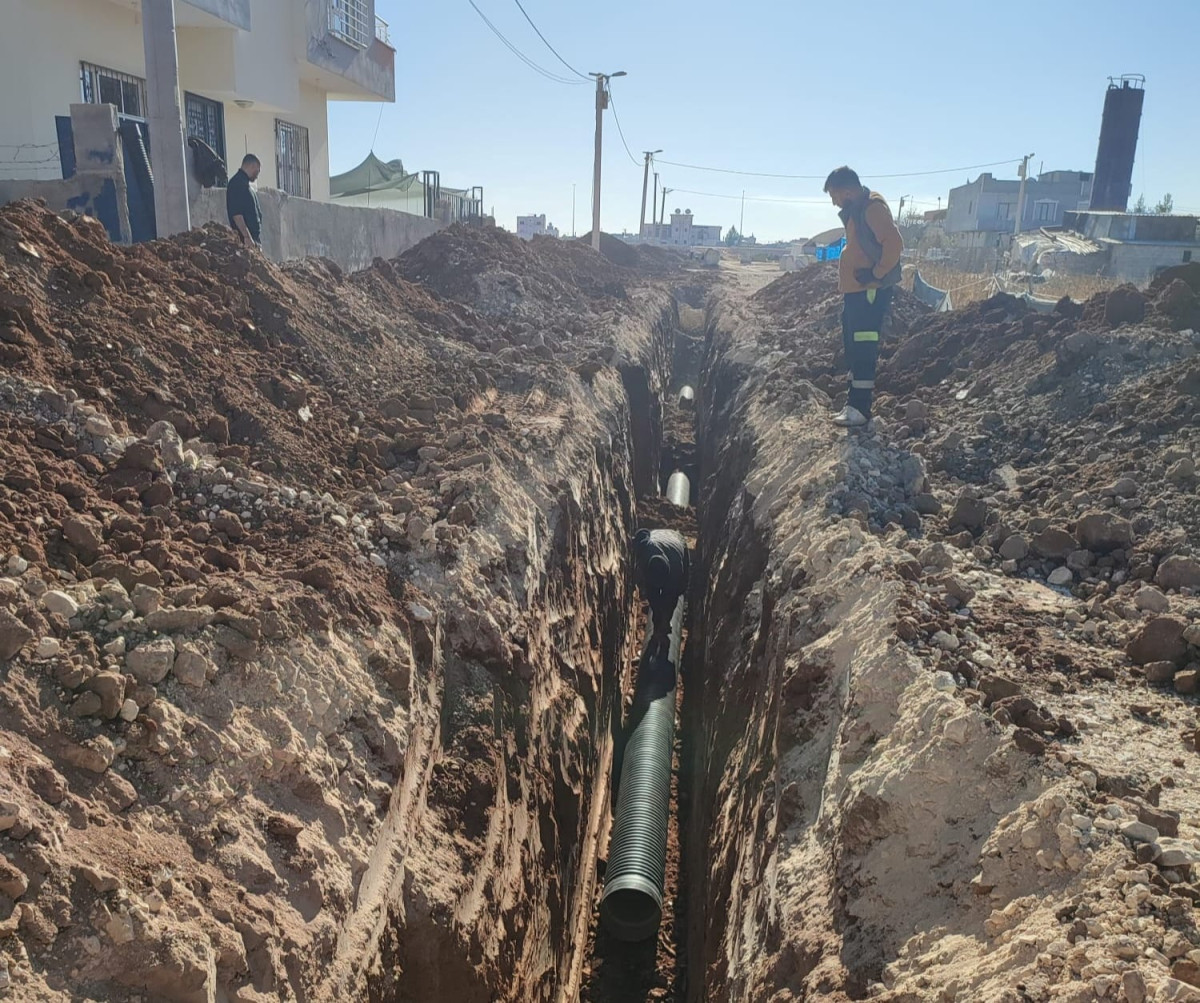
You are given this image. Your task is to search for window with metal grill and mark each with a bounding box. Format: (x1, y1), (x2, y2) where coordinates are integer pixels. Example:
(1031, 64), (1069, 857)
(275, 120), (311, 199)
(80, 61), (147, 119)
(185, 93), (226, 161)
(329, 0), (371, 48)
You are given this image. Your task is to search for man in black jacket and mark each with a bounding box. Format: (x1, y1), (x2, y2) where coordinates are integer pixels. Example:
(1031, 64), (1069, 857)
(632, 528), (690, 658)
(226, 154), (262, 248)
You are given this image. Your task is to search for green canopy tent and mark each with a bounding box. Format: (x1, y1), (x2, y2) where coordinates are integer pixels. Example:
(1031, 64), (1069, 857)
(330, 152), (426, 216)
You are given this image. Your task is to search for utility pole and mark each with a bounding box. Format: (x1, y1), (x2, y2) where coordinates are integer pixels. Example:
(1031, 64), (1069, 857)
(740, 190), (746, 237)
(639, 150), (661, 239)
(660, 188), (672, 226)
(572, 183), (576, 238)
(141, 0), (191, 236)
(589, 70), (626, 251)
(897, 195), (911, 224)
(651, 171), (659, 240)
(1014, 152), (1035, 237)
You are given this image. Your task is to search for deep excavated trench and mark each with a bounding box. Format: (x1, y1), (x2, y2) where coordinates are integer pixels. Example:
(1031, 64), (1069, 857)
(357, 279), (858, 1003)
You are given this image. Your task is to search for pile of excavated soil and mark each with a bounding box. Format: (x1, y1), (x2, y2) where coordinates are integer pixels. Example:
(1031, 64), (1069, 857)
(0, 201), (674, 1002)
(683, 265), (1200, 1003)
(395, 223), (680, 324)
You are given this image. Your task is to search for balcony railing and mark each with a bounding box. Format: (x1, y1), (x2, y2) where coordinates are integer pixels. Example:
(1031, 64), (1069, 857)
(375, 16), (391, 46)
(329, 0), (371, 49)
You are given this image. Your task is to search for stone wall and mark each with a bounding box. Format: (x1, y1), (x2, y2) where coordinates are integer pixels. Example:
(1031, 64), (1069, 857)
(190, 186), (445, 273)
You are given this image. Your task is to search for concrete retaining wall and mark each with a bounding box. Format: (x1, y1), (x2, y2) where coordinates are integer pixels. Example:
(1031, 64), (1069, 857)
(191, 186), (445, 272)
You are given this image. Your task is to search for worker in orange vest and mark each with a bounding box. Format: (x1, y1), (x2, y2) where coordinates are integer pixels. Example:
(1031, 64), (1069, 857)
(823, 166), (904, 428)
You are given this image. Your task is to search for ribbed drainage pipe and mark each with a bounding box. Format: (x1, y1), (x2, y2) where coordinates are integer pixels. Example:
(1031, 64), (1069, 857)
(600, 597), (682, 941)
(666, 470), (691, 508)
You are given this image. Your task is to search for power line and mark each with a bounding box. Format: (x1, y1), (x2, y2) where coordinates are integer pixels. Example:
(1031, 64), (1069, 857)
(605, 88), (642, 168)
(655, 157), (1022, 181)
(670, 187), (829, 205)
(511, 0), (589, 80)
(467, 0), (586, 86)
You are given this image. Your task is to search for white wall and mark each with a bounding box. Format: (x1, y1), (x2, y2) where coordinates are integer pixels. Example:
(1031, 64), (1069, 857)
(0, 0), (145, 181)
(0, 0), (332, 200)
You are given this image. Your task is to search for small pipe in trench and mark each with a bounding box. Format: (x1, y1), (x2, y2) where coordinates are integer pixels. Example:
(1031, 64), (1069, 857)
(678, 385), (695, 407)
(666, 471), (691, 508)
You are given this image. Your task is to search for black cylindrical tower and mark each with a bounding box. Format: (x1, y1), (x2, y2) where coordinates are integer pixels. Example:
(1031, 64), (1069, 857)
(1091, 75), (1145, 212)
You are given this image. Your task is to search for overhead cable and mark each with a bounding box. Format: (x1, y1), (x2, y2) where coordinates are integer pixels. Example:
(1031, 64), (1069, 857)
(468, 0), (586, 85)
(606, 88), (642, 168)
(511, 0), (590, 80)
(655, 157), (1023, 181)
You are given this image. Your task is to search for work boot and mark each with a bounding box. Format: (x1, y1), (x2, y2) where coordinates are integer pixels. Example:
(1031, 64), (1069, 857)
(832, 406), (868, 428)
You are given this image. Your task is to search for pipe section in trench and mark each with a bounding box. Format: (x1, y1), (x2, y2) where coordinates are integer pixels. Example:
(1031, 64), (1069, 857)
(599, 471), (691, 942)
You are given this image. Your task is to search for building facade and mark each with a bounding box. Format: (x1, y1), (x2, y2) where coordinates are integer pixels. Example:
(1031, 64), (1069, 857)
(517, 214), (546, 239)
(0, 0), (396, 203)
(1062, 210), (1199, 282)
(645, 210), (722, 247)
(945, 170), (1094, 234)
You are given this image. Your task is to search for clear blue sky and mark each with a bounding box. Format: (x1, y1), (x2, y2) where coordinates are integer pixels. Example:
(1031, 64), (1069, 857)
(329, 0), (1200, 243)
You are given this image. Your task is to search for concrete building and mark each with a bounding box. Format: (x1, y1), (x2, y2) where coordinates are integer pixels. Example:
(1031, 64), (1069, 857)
(517, 214), (546, 240)
(945, 170), (1094, 234)
(1060, 210), (1199, 282)
(0, 0), (396, 204)
(645, 209), (722, 247)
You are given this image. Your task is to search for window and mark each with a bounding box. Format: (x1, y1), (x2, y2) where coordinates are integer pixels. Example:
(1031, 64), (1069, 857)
(80, 61), (147, 118)
(329, 0), (371, 48)
(185, 93), (225, 160)
(968, 201), (974, 215)
(275, 119), (311, 199)
(997, 203), (1011, 220)
(1186, 251), (1193, 263)
(1034, 199), (1059, 223)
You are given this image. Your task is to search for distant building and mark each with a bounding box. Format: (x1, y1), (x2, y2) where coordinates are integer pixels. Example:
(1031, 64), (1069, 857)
(1060, 210), (1199, 282)
(946, 170), (1094, 234)
(518, 214), (547, 239)
(644, 209), (722, 247)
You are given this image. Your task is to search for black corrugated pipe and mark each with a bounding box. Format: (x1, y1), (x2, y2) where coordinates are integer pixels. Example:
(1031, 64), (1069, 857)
(600, 597), (683, 941)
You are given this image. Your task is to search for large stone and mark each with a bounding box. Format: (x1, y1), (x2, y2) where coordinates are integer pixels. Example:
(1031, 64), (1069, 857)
(1176, 669), (1198, 695)
(1075, 511), (1134, 553)
(61, 736), (115, 774)
(42, 590), (79, 618)
(979, 674), (1023, 703)
(172, 647), (213, 687)
(1048, 567), (1074, 587)
(86, 671), (126, 719)
(125, 638), (175, 684)
(1120, 820), (1159, 843)
(1127, 616), (1188, 666)
(1031, 527), (1076, 559)
(999, 535), (1029, 561)
(949, 492), (989, 531)
(0, 608), (34, 660)
(62, 514), (104, 560)
(1156, 839), (1200, 868)
(1145, 661), (1179, 684)
(1156, 556), (1200, 592)
(1134, 586), (1170, 613)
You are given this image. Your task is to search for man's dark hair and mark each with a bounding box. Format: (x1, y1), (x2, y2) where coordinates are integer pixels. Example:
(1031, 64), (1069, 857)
(242, 154), (261, 168)
(823, 166), (861, 192)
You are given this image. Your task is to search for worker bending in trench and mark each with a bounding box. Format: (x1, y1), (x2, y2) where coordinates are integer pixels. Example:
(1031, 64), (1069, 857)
(632, 528), (690, 660)
(822, 166), (904, 428)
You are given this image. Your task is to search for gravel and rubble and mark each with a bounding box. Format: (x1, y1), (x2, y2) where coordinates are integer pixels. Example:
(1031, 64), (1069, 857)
(0, 202), (681, 1001)
(682, 263), (1200, 1003)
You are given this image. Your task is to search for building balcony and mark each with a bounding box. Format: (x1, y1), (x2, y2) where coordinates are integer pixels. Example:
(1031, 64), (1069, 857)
(305, 0), (396, 102)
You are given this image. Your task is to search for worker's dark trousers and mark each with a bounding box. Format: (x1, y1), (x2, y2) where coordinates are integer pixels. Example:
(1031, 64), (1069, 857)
(842, 287), (893, 417)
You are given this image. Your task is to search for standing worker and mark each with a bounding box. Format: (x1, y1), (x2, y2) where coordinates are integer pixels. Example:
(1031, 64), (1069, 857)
(632, 528), (689, 659)
(823, 166), (904, 428)
(226, 154), (263, 250)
